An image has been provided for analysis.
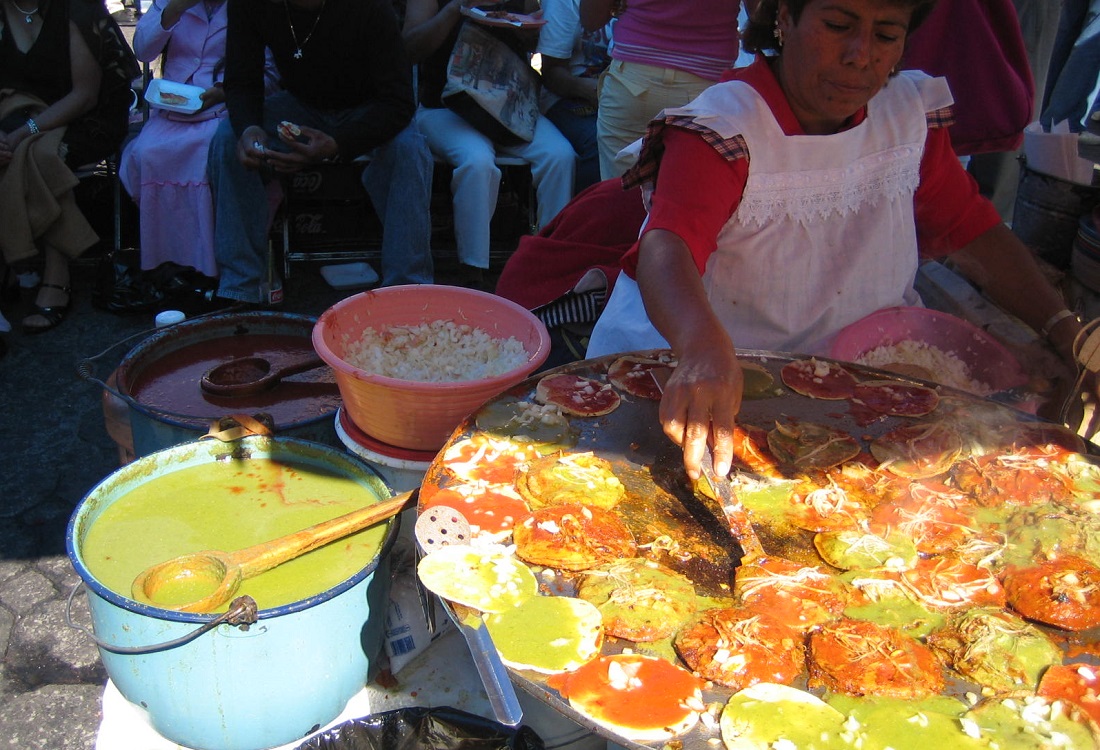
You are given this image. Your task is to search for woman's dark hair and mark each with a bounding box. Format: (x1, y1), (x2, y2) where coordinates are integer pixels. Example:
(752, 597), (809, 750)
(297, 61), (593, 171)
(742, 0), (939, 56)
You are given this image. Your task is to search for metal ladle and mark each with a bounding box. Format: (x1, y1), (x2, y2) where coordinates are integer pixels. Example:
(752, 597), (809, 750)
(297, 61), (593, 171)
(200, 354), (326, 398)
(132, 490), (416, 613)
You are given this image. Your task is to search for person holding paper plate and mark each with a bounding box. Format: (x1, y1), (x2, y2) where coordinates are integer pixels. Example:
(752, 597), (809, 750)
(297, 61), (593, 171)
(119, 0), (279, 281)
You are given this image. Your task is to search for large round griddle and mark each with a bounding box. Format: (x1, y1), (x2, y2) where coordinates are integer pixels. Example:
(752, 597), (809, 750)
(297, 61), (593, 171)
(418, 349), (1099, 750)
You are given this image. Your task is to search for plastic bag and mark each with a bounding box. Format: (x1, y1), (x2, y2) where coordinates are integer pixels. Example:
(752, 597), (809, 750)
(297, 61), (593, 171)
(297, 706), (545, 750)
(383, 532), (452, 675)
(442, 20), (540, 146)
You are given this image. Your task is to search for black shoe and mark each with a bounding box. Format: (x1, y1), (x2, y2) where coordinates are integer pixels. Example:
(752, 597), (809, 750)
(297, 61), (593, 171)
(453, 264), (494, 292)
(22, 283), (72, 334)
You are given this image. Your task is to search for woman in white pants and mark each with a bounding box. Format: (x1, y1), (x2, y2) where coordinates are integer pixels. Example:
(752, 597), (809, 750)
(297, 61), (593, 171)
(404, 0), (576, 280)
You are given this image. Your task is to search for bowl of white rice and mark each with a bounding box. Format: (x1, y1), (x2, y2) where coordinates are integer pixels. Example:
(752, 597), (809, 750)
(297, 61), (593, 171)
(827, 306), (1028, 396)
(314, 285), (550, 451)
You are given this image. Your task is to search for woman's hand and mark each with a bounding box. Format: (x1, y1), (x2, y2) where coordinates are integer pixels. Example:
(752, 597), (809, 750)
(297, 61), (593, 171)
(1050, 317), (1100, 440)
(160, 0), (205, 29)
(263, 125), (338, 172)
(236, 125), (270, 170)
(541, 55), (598, 104)
(198, 84), (225, 110)
(660, 337), (744, 481)
(4, 127), (29, 153)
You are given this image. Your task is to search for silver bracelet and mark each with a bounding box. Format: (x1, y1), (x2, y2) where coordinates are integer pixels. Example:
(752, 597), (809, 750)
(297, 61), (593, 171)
(26, 118), (40, 135)
(1040, 308), (1078, 340)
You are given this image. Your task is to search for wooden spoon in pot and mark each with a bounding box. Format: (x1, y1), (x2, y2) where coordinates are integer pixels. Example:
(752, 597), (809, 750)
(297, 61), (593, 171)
(200, 354), (326, 398)
(131, 490), (416, 613)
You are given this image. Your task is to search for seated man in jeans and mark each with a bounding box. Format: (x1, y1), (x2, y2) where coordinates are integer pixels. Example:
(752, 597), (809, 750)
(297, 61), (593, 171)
(209, 0), (433, 305)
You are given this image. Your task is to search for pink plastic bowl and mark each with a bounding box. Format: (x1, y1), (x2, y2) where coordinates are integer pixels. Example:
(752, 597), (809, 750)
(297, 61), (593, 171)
(313, 285), (551, 452)
(827, 306), (1028, 393)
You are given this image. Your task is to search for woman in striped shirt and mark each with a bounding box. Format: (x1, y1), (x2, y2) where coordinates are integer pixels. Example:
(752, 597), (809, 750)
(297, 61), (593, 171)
(580, 0), (752, 179)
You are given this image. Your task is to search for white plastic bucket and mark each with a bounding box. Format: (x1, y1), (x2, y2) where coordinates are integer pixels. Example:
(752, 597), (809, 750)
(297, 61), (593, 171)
(335, 409), (433, 492)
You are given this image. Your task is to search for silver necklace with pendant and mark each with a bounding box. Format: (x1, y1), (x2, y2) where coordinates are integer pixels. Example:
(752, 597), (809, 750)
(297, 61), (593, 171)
(11, 0), (40, 23)
(284, 0), (326, 60)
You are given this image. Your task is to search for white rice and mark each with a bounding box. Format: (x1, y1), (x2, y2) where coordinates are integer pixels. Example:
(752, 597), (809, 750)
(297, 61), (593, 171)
(343, 319), (529, 382)
(856, 340), (993, 395)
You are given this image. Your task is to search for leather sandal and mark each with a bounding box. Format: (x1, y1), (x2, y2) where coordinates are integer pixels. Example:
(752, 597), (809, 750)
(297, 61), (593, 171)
(22, 283), (72, 334)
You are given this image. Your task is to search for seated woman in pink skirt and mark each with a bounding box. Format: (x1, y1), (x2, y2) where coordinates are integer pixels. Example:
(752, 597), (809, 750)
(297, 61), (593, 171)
(120, 0), (278, 281)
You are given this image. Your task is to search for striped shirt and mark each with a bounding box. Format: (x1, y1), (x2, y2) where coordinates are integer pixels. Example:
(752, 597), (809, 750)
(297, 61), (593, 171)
(609, 0), (742, 81)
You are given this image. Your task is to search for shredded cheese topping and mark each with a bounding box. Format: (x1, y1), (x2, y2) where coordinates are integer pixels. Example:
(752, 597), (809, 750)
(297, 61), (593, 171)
(344, 319), (528, 382)
(856, 340), (991, 395)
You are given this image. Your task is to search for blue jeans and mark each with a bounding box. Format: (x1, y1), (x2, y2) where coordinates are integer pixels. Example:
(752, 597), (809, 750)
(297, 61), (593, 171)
(415, 106), (575, 268)
(208, 91), (433, 302)
(545, 98), (600, 194)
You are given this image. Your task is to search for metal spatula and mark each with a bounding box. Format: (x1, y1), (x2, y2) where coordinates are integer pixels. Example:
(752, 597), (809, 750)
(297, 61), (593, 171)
(649, 368), (766, 561)
(698, 451), (766, 561)
(413, 506), (524, 727)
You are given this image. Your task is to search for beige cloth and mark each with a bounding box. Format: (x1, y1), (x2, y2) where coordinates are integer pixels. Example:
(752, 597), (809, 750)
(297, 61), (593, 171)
(0, 90), (98, 264)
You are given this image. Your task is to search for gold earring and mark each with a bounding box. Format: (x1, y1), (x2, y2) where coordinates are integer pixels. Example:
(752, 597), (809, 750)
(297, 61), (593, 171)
(773, 23), (784, 47)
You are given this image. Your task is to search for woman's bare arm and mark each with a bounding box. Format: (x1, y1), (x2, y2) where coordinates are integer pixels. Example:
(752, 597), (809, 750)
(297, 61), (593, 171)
(949, 223), (1082, 362)
(7, 21), (101, 149)
(403, 0), (464, 64)
(578, 0), (614, 32)
(636, 229), (744, 480)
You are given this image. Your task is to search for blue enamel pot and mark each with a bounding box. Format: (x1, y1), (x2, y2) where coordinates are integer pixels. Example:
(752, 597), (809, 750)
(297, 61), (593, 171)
(66, 436), (400, 750)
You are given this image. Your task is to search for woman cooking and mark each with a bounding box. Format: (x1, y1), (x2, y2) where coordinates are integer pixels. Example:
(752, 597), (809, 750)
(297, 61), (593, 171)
(586, 0), (1089, 481)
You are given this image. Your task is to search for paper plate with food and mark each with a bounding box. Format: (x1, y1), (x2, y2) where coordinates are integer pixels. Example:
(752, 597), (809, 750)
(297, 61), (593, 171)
(145, 79), (205, 115)
(461, 5), (546, 28)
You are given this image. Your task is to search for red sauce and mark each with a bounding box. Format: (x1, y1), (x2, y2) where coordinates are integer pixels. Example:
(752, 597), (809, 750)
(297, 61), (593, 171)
(550, 654), (703, 735)
(420, 486), (531, 534)
(125, 333), (341, 425)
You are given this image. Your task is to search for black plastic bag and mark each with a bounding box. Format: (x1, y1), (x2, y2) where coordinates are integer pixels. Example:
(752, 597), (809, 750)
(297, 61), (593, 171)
(297, 706), (545, 750)
(92, 246), (143, 311)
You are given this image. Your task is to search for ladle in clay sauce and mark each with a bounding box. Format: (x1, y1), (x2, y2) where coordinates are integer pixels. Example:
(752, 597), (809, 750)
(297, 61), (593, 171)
(131, 490), (416, 613)
(200, 353), (326, 397)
